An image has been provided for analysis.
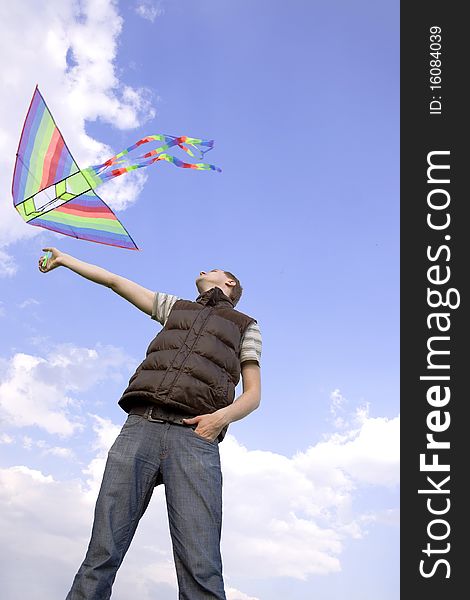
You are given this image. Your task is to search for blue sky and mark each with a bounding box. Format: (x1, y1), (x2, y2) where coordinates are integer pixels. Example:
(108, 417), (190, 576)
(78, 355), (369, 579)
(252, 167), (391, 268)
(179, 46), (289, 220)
(0, 2), (399, 599)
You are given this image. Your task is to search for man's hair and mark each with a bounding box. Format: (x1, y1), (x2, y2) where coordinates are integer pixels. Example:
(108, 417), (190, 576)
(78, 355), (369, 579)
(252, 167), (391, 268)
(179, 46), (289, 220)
(224, 270), (243, 306)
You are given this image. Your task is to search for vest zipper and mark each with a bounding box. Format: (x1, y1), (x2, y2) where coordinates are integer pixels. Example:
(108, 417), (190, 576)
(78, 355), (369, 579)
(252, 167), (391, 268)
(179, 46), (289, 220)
(165, 305), (215, 400)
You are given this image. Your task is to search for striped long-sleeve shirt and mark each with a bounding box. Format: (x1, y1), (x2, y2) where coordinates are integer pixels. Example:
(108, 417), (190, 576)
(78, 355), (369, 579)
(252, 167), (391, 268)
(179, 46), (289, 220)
(151, 291), (262, 366)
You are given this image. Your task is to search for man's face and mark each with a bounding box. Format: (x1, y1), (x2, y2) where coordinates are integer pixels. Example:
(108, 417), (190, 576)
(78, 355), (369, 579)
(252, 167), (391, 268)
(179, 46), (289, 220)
(196, 269), (231, 292)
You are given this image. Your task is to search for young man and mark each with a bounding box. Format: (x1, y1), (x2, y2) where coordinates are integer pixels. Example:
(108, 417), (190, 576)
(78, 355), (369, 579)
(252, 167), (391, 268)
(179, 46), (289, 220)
(38, 247), (261, 600)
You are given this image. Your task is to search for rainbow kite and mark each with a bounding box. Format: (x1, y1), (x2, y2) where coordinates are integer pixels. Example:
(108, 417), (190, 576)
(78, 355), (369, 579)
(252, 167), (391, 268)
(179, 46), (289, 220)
(12, 86), (221, 249)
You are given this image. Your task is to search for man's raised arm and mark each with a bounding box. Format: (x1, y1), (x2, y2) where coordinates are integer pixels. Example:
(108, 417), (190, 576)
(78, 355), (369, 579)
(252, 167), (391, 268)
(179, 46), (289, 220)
(38, 247), (154, 316)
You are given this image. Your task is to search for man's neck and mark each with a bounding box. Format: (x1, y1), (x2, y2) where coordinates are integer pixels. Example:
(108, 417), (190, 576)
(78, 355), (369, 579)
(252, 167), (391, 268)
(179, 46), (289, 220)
(196, 286), (234, 307)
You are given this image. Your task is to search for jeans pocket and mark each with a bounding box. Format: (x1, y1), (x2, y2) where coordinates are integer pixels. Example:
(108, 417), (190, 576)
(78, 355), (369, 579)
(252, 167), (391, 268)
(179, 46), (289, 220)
(190, 427), (218, 445)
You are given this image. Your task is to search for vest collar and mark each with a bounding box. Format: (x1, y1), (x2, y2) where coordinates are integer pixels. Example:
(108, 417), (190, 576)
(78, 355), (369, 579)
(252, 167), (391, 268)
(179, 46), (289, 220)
(196, 286), (234, 308)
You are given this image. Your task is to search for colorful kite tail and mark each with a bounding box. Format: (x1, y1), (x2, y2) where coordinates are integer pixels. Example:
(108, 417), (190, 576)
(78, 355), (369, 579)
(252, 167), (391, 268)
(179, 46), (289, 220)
(86, 134), (221, 186)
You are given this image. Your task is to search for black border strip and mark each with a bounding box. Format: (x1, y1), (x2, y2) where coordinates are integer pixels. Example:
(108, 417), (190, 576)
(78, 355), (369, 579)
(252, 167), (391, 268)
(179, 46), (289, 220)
(401, 3), (466, 595)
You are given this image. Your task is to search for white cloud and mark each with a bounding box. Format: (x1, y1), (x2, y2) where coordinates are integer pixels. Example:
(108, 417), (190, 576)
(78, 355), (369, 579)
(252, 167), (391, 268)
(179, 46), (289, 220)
(0, 249), (17, 277)
(47, 446), (76, 458)
(135, 1), (165, 22)
(0, 465), (93, 598)
(18, 298), (40, 309)
(0, 406), (399, 599)
(297, 414), (400, 489)
(0, 432), (13, 444)
(0, 353), (80, 436)
(328, 388), (372, 430)
(219, 413), (399, 580)
(22, 435), (33, 450)
(81, 414), (122, 501)
(97, 168), (148, 211)
(0, 0), (156, 272)
(330, 388), (346, 412)
(0, 343), (134, 436)
(226, 588), (260, 600)
(22, 436), (75, 459)
(329, 387), (348, 428)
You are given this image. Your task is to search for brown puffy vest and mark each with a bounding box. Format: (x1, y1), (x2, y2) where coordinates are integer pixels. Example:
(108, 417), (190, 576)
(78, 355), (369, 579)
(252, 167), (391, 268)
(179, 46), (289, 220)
(118, 286), (256, 440)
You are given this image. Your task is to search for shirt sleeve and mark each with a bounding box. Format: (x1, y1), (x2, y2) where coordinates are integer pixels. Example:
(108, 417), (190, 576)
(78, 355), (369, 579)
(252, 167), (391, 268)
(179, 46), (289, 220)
(240, 321), (262, 366)
(151, 292), (180, 326)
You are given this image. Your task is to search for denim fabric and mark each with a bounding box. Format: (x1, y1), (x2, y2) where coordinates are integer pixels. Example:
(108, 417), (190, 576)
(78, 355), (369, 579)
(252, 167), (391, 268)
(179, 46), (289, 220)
(66, 414), (226, 599)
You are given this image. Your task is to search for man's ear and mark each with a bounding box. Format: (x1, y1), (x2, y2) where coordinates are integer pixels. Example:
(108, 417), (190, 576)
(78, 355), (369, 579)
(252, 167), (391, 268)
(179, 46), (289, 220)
(226, 278), (236, 288)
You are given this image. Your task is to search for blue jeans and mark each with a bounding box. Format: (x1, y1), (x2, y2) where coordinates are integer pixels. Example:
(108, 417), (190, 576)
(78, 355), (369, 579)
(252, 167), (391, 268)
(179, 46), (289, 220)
(66, 414), (226, 599)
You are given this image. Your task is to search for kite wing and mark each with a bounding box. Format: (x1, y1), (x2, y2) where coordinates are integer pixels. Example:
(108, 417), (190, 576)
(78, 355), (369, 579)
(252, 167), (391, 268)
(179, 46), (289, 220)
(12, 87), (138, 249)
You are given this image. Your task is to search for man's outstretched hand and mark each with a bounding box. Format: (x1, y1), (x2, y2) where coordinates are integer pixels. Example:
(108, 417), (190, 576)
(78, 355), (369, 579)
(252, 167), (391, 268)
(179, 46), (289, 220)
(38, 247), (64, 273)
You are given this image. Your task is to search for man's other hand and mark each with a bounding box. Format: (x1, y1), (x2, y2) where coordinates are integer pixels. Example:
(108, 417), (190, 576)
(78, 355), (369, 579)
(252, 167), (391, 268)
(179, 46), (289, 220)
(183, 412), (227, 442)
